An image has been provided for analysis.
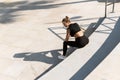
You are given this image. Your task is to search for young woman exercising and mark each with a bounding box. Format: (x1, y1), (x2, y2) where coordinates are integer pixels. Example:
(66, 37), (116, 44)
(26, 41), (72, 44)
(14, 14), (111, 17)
(58, 16), (89, 59)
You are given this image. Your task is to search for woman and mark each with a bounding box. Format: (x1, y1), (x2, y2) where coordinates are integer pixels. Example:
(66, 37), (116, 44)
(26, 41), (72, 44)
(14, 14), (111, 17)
(58, 16), (89, 59)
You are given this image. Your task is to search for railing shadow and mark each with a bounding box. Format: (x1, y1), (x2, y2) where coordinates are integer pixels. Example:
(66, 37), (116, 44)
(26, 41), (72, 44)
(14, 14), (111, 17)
(70, 17), (120, 80)
(85, 17), (105, 37)
(97, 0), (120, 3)
(48, 17), (105, 56)
(67, 17), (105, 56)
(13, 49), (63, 79)
(48, 27), (65, 41)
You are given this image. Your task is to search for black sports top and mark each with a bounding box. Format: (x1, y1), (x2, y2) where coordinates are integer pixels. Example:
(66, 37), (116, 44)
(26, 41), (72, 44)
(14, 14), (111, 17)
(68, 23), (81, 37)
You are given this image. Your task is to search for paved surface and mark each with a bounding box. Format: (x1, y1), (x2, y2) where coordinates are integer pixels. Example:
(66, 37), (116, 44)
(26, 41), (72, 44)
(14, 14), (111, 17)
(39, 17), (120, 80)
(0, 0), (120, 80)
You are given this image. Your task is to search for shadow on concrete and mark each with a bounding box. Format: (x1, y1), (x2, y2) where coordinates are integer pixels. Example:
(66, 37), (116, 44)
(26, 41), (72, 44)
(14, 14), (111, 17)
(68, 17), (106, 55)
(45, 16), (82, 24)
(73, 16), (117, 35)
(0, 1), (55, 24)
(14, 49), (62, 79)
(0, 1), (28, 23)
(94, 17), (118, 34)
(0, 0), (97, 24)
(0, 12), (18, 23)
(48, 17), (105, 56)
(71, 16), (119, 23)
(70, 16), (82, 20)
(48, 27), (65, 41)
(70, 17), (120, 80)
(48, 17), (106, 40)
(66, 17), (106, 56)
(14, 49), (62, 64)
(46, 16), (100, 25)
(85, 17), (105, 37)
(97, 0), (120, 3)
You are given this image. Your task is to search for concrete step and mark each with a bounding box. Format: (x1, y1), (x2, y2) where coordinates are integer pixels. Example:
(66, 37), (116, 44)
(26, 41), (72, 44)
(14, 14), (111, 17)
(85, 17), (120, 80)
(37, 17), (120, 80)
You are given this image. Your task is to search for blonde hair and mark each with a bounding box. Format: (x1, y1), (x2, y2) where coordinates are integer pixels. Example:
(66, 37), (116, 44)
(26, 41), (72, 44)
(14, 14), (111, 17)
(62, 16), (71, 23)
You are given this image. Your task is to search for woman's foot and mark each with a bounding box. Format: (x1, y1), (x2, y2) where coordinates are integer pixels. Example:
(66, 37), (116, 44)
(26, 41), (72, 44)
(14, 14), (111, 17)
(58, 55), (66, 60)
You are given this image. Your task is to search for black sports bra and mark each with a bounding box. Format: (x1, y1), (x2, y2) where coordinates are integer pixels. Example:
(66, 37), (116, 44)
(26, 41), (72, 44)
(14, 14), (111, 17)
(68, 23), (81, 37)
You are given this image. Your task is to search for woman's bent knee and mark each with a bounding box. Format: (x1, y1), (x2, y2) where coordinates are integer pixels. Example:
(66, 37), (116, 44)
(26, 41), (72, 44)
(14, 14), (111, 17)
(63, 41), (67, 45)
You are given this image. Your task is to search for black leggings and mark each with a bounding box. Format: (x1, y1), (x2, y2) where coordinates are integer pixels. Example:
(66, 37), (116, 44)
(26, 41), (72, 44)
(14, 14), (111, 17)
(63, 36), (89, 56)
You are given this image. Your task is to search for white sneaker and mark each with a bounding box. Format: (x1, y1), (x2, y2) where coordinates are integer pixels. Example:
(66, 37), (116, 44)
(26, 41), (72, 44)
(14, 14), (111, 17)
(58, 55), (66, 60)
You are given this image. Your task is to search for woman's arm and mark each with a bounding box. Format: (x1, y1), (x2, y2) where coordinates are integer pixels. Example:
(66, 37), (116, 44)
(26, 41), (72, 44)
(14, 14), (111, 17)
(65, 29), (70, 41)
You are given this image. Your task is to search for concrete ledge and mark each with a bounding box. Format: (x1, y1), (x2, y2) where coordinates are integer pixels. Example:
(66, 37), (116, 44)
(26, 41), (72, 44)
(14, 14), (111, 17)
(85, 17), (120, 80)
(37, 17), (120, 80)
(85, 41), (120, 80)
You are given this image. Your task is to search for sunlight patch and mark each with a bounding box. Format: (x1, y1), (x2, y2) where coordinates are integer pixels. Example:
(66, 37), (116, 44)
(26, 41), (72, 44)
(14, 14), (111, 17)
(45, 52), (52, 58)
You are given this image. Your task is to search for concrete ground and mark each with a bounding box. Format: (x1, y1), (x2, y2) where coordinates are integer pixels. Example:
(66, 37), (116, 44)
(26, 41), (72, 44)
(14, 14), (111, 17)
(0, 0), (120, 80)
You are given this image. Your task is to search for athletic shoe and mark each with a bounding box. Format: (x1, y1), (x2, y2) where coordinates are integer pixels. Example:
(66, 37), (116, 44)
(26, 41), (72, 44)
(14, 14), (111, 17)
(58, 55), (66, 59)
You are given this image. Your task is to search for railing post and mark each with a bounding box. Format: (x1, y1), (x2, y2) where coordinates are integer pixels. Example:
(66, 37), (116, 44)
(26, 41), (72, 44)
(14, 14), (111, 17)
(112, 0), (116, 13)
(105, 0), (108, 18)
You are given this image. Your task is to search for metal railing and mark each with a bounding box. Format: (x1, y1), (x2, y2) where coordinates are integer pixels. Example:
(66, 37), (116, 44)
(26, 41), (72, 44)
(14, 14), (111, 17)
(105, 0), (116, 17)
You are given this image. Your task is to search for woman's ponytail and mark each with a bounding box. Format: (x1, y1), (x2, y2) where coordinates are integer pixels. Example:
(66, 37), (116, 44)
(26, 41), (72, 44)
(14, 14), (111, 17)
(62, 16), (71, 23)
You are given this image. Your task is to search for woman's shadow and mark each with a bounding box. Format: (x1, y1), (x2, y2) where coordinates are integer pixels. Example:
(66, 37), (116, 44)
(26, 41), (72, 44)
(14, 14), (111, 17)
(14, 49), (62, 64)
(13, 49), (62, 78)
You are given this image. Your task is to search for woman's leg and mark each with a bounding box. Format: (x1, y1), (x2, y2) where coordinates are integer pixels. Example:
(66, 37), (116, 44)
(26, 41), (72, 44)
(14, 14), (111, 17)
(63, 41), (77, 56)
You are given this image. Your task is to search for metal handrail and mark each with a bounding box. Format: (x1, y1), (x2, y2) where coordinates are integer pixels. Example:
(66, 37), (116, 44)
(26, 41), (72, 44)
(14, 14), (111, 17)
(105, 0), (116, 17)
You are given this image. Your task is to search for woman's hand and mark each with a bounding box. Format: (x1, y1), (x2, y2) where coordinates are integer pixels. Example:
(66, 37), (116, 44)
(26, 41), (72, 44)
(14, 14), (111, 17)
(81, 28), (85, 33)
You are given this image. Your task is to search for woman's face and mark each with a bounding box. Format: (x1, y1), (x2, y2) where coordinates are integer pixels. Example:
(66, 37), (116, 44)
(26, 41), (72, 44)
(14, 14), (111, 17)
(62, 22), (68, 27)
